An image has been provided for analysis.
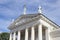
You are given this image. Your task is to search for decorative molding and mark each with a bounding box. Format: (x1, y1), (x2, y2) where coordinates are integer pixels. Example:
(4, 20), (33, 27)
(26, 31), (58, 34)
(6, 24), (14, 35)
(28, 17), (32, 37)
(8, 14), (59, 30)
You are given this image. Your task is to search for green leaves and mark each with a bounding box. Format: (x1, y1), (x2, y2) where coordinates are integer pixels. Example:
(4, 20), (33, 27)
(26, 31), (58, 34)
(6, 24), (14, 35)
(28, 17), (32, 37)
(0, 32), (9, 40)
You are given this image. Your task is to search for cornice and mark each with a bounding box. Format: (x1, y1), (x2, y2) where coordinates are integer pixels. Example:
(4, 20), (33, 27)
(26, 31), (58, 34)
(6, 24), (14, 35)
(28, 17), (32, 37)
(8, 15), (40, 30)
(8, 14), (60, 30)
(41, 15), (60, 28)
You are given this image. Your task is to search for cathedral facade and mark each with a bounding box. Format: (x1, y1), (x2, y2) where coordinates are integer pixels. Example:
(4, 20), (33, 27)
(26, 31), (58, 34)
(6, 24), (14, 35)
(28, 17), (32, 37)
(8, 6), (59, 40)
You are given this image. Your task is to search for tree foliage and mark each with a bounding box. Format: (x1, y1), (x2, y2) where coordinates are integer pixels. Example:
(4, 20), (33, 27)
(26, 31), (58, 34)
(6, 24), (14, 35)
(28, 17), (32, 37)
(0, 32), (9, 40)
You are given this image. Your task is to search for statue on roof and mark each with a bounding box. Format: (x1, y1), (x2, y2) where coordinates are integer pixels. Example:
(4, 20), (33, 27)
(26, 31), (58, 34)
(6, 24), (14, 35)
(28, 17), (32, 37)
(38, 6), (42, 14)
(23, 5), (26, 15)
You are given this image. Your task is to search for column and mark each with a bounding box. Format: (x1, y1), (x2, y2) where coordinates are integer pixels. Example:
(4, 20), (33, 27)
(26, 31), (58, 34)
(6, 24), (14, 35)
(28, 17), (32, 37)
(25, 28), (28, 40)
(9, 33), (12, 40)
(45, 28), (49, 40)
(48, 28), (52, 40)
(31, 27), (35, 40)
(13, 32), (16, 40)
(38, 24), (42, 40)
(18, 31), (21, 40)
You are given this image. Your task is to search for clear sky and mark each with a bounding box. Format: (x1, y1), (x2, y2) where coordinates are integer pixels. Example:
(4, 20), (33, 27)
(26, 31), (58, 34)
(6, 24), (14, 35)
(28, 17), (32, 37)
(0, 0), (60, 32)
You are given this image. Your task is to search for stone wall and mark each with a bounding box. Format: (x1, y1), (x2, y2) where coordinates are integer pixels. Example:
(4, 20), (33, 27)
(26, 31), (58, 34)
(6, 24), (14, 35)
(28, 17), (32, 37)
(50, 28), (60, 40)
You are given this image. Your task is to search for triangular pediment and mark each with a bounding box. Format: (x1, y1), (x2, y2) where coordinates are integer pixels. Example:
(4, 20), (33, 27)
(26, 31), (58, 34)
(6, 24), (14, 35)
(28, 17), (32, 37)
(8, 13), (60, 30)
(14, 14), (40, 25)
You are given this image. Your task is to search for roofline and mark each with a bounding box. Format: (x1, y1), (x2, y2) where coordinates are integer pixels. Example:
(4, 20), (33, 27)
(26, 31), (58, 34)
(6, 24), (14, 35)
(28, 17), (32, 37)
(40, 14), (60, 28)
(8, 13), (60, 30)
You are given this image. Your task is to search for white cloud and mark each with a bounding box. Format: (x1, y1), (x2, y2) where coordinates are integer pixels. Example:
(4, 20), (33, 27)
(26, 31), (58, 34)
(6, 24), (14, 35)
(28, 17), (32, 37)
(0, 0), (60, 32)
(0, 31), (2, 33)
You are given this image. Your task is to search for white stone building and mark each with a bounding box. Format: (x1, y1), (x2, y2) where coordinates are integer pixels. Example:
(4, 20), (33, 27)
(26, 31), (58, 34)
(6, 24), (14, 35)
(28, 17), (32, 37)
(8, 6), (60, 40)
(50, 28), (60, 40)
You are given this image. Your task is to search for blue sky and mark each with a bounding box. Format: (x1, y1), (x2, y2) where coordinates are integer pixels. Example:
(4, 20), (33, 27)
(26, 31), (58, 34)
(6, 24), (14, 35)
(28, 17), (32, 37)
(0, 0), (60, 32)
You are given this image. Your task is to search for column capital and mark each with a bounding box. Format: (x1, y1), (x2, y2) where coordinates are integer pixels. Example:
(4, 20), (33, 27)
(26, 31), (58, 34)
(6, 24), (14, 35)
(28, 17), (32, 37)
(38, 19), (42, 25)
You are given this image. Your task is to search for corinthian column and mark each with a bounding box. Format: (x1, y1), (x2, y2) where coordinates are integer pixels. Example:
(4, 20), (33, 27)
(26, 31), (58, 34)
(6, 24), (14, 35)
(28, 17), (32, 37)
(38, 24), (42, 40)
(48, 28), (52, 40)
(18, 31), (21, 40)
(25, 28), (28, 40)
(9, 33), (12, 40)
(13, 32), (16, 40)
(31, 27), (35, 40)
